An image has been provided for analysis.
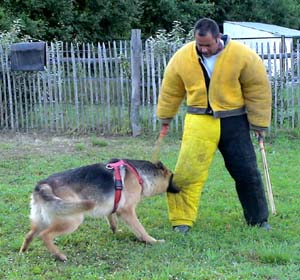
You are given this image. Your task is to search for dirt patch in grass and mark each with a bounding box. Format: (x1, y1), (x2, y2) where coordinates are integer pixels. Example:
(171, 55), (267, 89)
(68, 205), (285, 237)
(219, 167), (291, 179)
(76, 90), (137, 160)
(0, 132), (159, 162)
(0, 133), (94, 157)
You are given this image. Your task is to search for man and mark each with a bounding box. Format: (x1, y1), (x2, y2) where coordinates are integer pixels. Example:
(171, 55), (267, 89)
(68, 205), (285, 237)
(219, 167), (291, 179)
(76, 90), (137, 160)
(157, 18), (272, 233)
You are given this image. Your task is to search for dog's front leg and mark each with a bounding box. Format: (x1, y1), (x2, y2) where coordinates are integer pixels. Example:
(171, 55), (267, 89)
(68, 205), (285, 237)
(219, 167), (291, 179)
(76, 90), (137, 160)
(106, 213), (118, 233)
(119, 207), (164, 244)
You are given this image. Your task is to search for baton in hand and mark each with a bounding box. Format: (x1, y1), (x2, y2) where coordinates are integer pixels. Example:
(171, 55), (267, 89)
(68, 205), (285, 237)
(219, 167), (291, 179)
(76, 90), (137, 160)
(256, 133), (276, 215)
(151, 124), (169, 163)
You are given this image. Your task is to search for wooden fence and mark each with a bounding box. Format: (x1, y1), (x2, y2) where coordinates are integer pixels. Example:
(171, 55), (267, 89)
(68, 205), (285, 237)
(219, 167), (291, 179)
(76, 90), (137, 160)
(0, 30), (300, 135)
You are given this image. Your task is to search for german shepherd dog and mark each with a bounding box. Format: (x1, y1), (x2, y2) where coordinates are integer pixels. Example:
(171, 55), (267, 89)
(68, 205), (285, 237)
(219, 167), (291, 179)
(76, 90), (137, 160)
(20, 159), (180, 261)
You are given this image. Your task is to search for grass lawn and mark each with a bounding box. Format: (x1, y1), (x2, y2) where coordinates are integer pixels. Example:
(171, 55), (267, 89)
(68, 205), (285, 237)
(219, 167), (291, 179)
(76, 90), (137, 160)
(0, 132), (299, 279)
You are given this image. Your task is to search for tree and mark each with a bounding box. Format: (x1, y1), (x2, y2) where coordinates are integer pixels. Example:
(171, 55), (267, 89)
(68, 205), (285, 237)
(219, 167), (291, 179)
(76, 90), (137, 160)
(138, 0), (216, 37)
(71, 0), (142, 41)
(0, 0), (141, 42)
(0, 0), (299, 42)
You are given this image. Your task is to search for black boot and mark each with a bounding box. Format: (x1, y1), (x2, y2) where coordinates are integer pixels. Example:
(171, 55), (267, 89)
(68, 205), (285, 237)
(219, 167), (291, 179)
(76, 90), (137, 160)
(258, 221), (272, 230)
(173, 225), (190, 233)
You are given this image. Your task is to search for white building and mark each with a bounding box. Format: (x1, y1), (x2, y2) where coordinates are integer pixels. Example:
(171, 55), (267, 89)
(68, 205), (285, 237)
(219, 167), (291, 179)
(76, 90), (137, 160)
(223, 21), (300, 75)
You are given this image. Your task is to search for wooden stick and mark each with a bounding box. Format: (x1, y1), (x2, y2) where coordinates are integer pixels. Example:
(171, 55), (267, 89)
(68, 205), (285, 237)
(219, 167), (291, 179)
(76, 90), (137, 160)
(258, 136), (276, 215)
(151, 124), (169, 163)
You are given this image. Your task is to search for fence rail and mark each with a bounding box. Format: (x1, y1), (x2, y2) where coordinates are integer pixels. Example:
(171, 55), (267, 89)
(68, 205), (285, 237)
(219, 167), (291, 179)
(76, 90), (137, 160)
(0, 31), (300, 135)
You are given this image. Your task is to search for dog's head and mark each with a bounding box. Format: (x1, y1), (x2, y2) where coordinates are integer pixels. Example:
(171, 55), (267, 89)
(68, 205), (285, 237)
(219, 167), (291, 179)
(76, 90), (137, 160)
(115, 159), (181, 196)
(154, 161), (180, 194)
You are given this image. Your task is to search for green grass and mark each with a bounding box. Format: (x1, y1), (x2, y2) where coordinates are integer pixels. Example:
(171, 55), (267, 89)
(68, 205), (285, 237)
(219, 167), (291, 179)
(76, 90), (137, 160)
(0, 133), (299, 279)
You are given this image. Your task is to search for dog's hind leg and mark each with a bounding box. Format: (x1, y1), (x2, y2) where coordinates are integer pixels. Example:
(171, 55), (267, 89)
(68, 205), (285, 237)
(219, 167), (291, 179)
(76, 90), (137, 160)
(119, 207), (164, 244)
(39, 217), (82, 262)
(106, 213), (118, 233)
(19, 223), (39, 253)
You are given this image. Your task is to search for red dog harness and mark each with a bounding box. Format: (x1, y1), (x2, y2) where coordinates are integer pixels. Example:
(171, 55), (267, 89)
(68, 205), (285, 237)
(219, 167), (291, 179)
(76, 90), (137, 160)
(106, 160), (144, 213)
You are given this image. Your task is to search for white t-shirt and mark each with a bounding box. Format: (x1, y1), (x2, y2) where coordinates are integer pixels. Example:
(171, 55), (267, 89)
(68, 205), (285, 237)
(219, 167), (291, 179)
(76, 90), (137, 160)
(202, 52), (221, 78)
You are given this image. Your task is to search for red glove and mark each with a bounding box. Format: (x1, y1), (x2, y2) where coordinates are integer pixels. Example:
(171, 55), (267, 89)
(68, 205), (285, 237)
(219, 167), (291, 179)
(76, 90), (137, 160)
(160, 123), (169, 138)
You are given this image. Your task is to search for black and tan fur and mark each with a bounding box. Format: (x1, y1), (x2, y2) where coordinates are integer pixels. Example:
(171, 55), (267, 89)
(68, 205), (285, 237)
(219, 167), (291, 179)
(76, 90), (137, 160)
(19, 159), (180, 261)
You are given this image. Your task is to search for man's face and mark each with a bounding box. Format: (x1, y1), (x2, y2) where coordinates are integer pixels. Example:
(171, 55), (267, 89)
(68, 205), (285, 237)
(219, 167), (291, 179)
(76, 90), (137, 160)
(195, 32), (220, 58)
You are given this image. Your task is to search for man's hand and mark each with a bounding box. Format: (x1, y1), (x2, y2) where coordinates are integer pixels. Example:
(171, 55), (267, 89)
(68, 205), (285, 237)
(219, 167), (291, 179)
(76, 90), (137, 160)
(152, 124), (169, 162)
(254, 130), (265, 142)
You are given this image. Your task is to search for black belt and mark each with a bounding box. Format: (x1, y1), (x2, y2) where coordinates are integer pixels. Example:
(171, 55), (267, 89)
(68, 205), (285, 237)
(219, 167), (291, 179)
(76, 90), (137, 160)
(187, 106), (213, 115)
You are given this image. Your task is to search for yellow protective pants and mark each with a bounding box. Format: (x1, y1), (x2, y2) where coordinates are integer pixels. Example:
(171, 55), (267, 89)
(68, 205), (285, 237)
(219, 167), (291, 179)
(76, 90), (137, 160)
(167, 114), (220, 227)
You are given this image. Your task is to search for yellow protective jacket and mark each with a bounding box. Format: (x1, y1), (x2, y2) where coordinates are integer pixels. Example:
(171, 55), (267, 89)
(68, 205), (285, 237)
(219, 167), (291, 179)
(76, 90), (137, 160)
(157, 38), (272, 129)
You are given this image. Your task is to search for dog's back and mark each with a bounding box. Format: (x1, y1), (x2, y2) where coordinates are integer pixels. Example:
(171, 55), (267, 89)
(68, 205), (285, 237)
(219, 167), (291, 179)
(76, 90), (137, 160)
(37, 163), (115, 197)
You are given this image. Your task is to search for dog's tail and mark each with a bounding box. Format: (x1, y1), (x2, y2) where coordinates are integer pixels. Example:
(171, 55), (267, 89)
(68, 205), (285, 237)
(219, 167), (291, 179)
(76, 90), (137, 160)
(33, 184), (96, 216)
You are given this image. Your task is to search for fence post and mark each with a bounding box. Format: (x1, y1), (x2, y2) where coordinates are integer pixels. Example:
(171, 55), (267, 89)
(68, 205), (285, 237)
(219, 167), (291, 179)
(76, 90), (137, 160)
(130, 29), (142, 137)
(280, 35), (286, 77)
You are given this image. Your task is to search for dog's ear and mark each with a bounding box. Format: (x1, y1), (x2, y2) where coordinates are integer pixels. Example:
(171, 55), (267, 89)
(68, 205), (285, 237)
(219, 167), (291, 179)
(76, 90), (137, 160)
(155, 161), (165, 170)
(155, 161), (170, 177)
(108, 158), (120, 164)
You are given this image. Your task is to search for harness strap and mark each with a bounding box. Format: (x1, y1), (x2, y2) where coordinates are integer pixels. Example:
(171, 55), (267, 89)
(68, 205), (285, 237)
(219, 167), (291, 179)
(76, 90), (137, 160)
(106, 160), (144, 213)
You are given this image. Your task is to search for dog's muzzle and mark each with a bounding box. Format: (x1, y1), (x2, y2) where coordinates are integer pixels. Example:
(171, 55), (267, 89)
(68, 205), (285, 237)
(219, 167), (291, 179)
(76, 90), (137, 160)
(167, 174), (181, 193)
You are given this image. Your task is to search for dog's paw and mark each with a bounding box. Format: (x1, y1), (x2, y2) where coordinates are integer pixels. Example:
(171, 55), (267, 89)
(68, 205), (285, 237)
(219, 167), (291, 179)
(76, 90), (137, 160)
(156, 239), (165, 243)
(55, 254), (67, 262)
(144, 237), (165, 244)
(19, 248), (26, 253)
